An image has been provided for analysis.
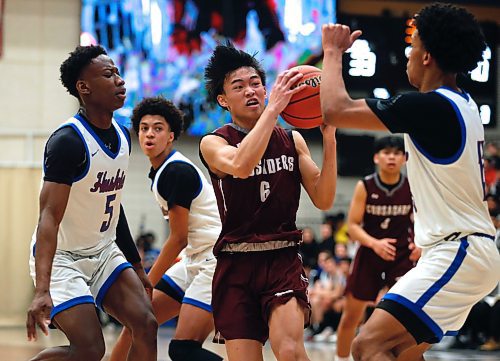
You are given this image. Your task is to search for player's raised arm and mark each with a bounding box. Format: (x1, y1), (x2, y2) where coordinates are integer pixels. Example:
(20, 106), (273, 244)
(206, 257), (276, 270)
(293, 126), (337, 210)
(200, 69), (304, 179)
(320, 24), (387, 131)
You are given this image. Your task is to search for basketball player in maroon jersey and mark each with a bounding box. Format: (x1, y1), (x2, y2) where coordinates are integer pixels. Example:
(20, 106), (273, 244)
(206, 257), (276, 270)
(336, 136), (420, 361)
(200, 42), (337, 361)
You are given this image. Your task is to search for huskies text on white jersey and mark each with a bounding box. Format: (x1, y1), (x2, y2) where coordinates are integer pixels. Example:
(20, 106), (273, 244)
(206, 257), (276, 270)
(31, 116), (129, 255)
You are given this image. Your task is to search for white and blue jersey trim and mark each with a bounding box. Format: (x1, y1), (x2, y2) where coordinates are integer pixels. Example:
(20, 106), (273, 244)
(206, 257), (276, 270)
(409, 88), (466, 165)
(74, 113), (123, 159)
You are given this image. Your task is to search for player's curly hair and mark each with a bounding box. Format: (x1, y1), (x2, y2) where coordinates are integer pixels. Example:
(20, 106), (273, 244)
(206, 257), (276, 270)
(60, 45), (108, 99)
(414, 3), (486, 74)
(204, 41), (266, 108)
(131, 96), (184, 140)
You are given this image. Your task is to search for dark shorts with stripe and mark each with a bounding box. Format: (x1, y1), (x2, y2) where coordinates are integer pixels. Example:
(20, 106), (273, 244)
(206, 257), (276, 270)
(212, 246), (310, 344)
(345, 245), (414, 301)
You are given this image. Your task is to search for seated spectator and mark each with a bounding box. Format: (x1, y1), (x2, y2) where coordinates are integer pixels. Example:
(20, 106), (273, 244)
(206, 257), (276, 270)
(300, 226), (319, 275)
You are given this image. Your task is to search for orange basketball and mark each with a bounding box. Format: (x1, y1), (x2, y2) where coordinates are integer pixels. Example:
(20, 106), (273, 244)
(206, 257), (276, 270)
(281, 65), (322, 129)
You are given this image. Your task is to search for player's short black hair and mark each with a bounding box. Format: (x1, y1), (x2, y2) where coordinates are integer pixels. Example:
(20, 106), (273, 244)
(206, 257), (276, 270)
(131, 96), (184, 140)
(204, 41), (266, 108)
(60, 45), (108, 99)
(414, 3), (486, 74)
(374, 136), (405, 154)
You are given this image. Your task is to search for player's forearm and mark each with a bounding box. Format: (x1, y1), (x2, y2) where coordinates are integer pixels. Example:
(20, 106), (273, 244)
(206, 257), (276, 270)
(348, 222), (377, 249)
(231, 108), (279, 177)
(148, 237), (187, 286)
(311, 138), (337, 210)
(320, 49), (351, 126)
(33, 220), (58, 293)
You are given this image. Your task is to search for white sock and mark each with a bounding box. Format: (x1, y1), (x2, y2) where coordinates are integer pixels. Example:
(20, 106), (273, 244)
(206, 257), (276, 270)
(336, 356), (350, 361)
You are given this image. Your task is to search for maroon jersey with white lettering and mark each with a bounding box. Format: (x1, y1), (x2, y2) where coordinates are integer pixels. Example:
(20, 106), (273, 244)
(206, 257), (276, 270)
(362, 173), (413, 249)
(200, 124), (302, 255)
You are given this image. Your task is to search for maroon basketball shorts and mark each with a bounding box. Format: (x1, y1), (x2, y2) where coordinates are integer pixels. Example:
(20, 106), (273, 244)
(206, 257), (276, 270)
(345, 245), (414, 301)
(212, 246), (310, 343)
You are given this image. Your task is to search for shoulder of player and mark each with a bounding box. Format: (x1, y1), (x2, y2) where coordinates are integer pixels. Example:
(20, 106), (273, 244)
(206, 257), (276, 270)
(47, 125), (85, 152)
(161, 161), (198, 181)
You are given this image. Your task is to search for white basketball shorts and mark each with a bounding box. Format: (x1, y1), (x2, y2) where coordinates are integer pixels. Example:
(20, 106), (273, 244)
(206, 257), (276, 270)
(378, 233), (500, 343)
(157, 248), (216, 312)
(30, 242), (131, 320)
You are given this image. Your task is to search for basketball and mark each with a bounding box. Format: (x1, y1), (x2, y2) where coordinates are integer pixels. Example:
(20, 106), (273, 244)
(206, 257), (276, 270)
(281, 65), (322, 129)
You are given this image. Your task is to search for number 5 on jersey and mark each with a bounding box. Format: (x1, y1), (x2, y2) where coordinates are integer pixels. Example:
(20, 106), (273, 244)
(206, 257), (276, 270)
(100, 193), (116, 232)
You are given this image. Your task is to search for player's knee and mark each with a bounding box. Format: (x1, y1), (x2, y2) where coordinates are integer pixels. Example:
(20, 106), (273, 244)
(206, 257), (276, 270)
(129, 310), (157, 340)
(168, 339), (222, 361)
(70, 342), (106, 361)
(351, 333), (373, 361)
(276, 338), (301, 360)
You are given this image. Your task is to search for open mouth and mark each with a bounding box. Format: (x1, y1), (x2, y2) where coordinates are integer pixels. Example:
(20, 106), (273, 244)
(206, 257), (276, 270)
(246, 99), (259, 107)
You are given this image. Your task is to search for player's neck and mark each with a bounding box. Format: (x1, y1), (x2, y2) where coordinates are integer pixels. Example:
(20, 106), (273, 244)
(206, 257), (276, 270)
(378, 170), (401, 185)
(79, 106), (113, 129)
(231, 116), (257, 131)
(419, 71), (458, 93)
(150, 145), (174, 170)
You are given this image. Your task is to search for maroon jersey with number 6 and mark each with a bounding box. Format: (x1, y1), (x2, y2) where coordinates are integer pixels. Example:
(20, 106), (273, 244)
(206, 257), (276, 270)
(200, 124), (303, 255)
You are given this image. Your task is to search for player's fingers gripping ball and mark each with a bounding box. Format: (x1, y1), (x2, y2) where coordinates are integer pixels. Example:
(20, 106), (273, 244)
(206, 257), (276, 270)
(281, 65), (322, 129)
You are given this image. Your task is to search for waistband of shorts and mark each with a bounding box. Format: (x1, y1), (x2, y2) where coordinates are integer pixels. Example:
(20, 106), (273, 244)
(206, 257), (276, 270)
(219, 240), (297, 253)
(441, 232), (496, 242)
(468, 232), (495, 241)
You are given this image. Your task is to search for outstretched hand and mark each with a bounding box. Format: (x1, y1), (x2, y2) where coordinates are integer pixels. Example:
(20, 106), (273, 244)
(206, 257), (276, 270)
(26, 292), (52, 341)
(322, 23), (362, 53)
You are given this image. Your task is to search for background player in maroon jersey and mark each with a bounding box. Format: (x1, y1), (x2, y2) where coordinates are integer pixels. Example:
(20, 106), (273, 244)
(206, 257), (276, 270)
(200, 42), (337, 361)
(336, 136), (420, 361)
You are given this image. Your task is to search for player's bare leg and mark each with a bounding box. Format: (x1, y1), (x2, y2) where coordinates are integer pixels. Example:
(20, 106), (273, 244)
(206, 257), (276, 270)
(104, 268), (157, 361)
(30, 303), (105, 361)
(269, 297), (310, 361)
(336, 294), (368, 359)
(351, 308), (422, 361)
(109, 289), (180, 361)
(225, 339), (263, 361)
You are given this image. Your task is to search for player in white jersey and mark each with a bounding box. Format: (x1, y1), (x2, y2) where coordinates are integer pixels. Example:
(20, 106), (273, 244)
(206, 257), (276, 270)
(26, 45), (157, 361)
(321, 3), (500, 361)
(110, 97), (223, 361)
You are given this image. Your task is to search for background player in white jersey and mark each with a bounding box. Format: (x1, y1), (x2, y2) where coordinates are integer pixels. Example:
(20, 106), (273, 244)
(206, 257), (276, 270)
(26, 45), (157, 361)
(110, 97), (223, 361)
(320, 3), (500, 361)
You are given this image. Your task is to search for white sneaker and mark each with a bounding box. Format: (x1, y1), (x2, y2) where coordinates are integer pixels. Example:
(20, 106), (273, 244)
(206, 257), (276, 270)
(312, 327), (334, 342)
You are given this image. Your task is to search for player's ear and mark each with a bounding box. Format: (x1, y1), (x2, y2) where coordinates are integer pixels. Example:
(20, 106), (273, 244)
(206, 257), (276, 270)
(76, 80), (90, 95)
(217, 94), (228, 108)
(373, 153), (379, 165)
(423, 51), (431, 66)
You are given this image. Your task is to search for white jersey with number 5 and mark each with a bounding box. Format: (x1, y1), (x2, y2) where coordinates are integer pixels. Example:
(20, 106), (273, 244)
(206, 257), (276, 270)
(404, 87), (495, 248)
(31, 115), (130, 256)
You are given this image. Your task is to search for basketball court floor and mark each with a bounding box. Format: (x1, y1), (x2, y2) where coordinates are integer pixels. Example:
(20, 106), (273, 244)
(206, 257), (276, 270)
(2, 326), (499, 361)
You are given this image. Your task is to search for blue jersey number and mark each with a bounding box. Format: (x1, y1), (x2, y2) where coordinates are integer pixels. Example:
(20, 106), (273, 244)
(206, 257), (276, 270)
(100, 193), (117, 232)
(477, 141), (486, 200)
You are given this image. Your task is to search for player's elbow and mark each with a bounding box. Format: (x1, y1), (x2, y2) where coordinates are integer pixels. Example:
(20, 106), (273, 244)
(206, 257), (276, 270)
(232, 162), (253, 179)
(313, 196), (334, 211)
